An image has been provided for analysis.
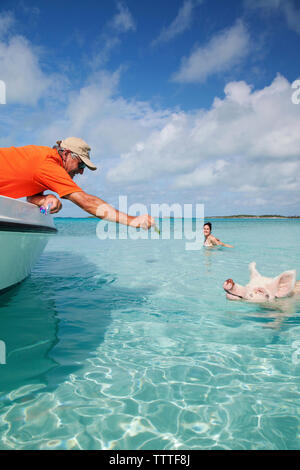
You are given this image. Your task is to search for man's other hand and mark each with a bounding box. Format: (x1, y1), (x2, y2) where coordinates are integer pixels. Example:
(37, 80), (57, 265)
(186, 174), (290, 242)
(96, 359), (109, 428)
(129, 214), (156, 230)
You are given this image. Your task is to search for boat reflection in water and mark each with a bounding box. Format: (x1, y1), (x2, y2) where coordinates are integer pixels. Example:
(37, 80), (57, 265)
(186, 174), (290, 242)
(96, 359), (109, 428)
(0, 251), (143, 398)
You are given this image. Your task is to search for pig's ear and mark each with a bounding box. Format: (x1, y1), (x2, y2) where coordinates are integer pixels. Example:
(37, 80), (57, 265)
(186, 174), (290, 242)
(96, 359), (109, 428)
(274, 270), (296, 298)
(249, 262), (261, 279)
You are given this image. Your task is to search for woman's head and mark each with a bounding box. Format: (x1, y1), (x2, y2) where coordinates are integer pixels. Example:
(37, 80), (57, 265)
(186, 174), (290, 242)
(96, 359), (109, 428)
(203, 222), (212, 236)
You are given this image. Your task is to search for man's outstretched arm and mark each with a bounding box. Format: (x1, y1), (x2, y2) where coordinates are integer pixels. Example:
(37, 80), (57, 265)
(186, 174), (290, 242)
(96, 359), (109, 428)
(64, 191), (155, 229)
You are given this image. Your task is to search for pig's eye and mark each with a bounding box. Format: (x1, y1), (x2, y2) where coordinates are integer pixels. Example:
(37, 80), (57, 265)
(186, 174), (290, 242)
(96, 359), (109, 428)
(266, 294), (269, 299)
(250, 293), (253, 297)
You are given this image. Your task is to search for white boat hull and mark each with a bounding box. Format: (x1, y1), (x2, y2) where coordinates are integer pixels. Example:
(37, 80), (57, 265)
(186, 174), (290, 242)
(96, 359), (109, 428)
(0, 232), (49, 291)
(0, 196), (57, 292)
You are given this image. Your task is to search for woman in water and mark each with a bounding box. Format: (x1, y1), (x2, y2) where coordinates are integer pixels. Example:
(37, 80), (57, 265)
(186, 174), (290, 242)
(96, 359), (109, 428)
(203, 222), (233, 248)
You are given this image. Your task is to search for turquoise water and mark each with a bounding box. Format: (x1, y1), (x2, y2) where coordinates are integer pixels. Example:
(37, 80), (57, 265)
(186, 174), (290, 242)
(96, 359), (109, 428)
(0, 218), (300, 450)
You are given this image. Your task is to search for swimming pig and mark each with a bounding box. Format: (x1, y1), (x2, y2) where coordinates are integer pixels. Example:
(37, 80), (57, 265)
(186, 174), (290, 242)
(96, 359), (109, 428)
(223, 262), (299, 302)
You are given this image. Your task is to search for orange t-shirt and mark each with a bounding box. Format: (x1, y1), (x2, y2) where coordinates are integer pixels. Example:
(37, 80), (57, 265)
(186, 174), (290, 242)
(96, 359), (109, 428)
(0, 145), (83, 198)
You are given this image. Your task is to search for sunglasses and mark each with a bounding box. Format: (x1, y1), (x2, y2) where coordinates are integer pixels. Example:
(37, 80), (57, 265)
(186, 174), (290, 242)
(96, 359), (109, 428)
(78, 160), (86, 170)
(69, 151), (86, 169)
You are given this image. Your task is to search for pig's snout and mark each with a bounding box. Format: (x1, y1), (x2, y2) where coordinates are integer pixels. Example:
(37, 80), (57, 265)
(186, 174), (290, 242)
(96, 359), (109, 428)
(223, 278), (235, 291)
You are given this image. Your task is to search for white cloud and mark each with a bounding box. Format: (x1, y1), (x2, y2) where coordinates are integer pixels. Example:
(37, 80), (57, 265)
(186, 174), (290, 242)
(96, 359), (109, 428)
(152, 0), (202, 46)
(0, 11), (15, 37)
(92, 2), (136, 68)
(280, 1), (300, 34)
(38, 69), (171, 164)
(172, 20), (250, 83)
(245, 0), (300, 34)
(111, 1), (136, 33)
(173, 160), (228, 188)
(0, 12), (62, 106)
(0, 34), (51, 105)
(106, 74), (300, 202)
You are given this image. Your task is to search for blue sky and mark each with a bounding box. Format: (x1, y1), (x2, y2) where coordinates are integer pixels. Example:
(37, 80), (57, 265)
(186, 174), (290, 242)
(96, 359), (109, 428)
(0, 0), (300, 216)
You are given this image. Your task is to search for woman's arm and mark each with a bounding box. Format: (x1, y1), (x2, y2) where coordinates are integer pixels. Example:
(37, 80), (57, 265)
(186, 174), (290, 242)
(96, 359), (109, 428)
(211, 236), (233, 248)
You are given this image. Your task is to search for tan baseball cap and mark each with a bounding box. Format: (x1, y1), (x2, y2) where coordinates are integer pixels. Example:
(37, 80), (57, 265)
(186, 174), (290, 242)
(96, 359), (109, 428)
(60, 137), (97, 171)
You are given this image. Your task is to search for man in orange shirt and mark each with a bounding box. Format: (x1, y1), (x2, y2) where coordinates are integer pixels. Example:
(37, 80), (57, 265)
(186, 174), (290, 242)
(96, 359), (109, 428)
(0, 137), (155, 230)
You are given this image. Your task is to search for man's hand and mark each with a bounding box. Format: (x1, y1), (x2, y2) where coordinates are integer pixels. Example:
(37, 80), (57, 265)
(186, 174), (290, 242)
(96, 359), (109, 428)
(129, 214), (156, 230)
(43, 195), (62, 214)
(27, 193), (62, 214)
